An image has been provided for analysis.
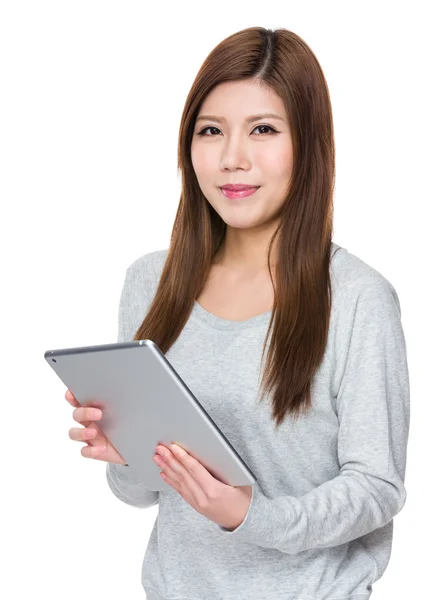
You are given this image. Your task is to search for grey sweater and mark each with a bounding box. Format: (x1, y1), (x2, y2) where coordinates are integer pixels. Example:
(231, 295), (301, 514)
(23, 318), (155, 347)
(106, 242), (410, 600)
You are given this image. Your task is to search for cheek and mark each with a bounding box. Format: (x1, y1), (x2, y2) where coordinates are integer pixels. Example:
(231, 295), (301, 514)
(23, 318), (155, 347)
(255, 141), (293, 179)
(191, 145), (214, 179)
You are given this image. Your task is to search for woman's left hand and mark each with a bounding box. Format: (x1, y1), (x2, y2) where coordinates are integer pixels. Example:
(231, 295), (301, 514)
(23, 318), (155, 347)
(153, 443), (253, 531)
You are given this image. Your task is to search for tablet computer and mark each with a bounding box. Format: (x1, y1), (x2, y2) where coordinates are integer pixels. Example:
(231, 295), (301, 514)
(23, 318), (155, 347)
(44, 340), (257, 492)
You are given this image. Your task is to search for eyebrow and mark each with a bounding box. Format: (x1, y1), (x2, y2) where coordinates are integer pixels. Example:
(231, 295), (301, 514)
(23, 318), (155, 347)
(195, 112), (285, 124)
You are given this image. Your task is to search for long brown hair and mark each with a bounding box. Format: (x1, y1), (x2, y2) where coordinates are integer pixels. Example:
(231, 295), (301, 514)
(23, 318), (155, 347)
(134, 26), (335, 429)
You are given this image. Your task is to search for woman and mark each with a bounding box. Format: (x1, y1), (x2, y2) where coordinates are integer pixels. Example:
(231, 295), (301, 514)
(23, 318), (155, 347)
(66, 26), (410, 600)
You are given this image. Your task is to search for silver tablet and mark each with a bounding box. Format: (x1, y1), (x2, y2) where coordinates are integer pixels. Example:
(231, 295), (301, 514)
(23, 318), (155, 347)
(44, 340), (257, 492)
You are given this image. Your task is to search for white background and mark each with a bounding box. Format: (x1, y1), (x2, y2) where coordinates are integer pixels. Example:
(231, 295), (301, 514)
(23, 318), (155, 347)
(1, 1), (439, 598)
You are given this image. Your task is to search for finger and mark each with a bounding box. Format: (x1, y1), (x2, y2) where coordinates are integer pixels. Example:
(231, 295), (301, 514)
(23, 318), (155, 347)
(72, 406), (102, 427)
(69, 426), (98, 442)
(169, 444), (211, 482)
(158, 445), (207, 507)
(81, 444), (108, 461)
(65, 389), (80, 407)
(69, 423), (107, 445)
(168, 443), (219, 500)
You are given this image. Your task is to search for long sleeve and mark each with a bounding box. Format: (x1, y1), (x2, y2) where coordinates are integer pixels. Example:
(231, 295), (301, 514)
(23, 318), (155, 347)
(216, 276), (410, 552)
(105, 265), (160, 509)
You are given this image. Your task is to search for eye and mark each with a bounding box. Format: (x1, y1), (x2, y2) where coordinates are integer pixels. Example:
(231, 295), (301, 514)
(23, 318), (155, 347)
(196, 124), (278, 136)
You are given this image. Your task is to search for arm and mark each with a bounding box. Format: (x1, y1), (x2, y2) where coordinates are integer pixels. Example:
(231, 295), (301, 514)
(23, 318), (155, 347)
(105, 265), (160, 509)
(216, 277), (410, 552)
(106, 462), (159, 509)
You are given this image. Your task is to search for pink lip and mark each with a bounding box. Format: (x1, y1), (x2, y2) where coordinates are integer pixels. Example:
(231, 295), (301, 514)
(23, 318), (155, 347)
(220, 186), (260, 199)
(221, 185), (258, 191)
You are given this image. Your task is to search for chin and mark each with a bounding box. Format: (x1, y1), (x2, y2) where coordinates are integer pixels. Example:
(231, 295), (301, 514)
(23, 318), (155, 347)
(221, 215), (263, 229)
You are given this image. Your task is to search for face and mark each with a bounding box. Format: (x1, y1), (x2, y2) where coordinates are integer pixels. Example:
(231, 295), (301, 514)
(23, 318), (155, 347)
(191, 79), (294, 231)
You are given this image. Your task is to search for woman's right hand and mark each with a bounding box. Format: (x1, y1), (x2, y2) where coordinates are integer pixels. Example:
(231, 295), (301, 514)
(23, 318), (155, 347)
(65, 389), (127, 465)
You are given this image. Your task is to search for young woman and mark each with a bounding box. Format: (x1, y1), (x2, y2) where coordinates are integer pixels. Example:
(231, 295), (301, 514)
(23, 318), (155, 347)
(66, 26), (410, 600)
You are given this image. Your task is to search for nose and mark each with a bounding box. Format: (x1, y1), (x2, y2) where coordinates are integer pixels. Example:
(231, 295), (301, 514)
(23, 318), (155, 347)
(220, 133), (252, 171)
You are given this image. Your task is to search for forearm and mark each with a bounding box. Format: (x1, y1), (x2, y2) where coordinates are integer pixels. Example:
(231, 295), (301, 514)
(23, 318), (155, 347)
(106, 462), (159, 508)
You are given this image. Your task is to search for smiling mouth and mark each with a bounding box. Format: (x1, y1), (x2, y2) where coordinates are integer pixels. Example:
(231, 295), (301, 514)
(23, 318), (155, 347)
(220, 185), (260, 191)
(220, 186), (260, 199)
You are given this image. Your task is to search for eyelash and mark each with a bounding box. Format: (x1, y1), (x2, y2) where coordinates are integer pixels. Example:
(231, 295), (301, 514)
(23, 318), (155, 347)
(196, 124), (278, 136)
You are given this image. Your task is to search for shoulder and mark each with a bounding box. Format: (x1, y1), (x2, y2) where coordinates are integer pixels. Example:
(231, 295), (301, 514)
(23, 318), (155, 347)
(330, 242), (401, 315)
(119, 248), (169, 312)
(125, 247), (169, 281)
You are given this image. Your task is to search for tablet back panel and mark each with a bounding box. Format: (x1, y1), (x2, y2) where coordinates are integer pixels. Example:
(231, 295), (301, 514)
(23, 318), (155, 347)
(45, 340), (257, 491)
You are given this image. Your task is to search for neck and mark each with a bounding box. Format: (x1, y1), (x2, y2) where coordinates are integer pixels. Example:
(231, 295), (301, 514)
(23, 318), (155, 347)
(214, 223), (280, 274)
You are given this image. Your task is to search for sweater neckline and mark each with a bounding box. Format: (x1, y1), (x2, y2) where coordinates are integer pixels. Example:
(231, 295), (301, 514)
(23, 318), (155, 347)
(192, 299), (273, 331)
(190, 242), (341, 332)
